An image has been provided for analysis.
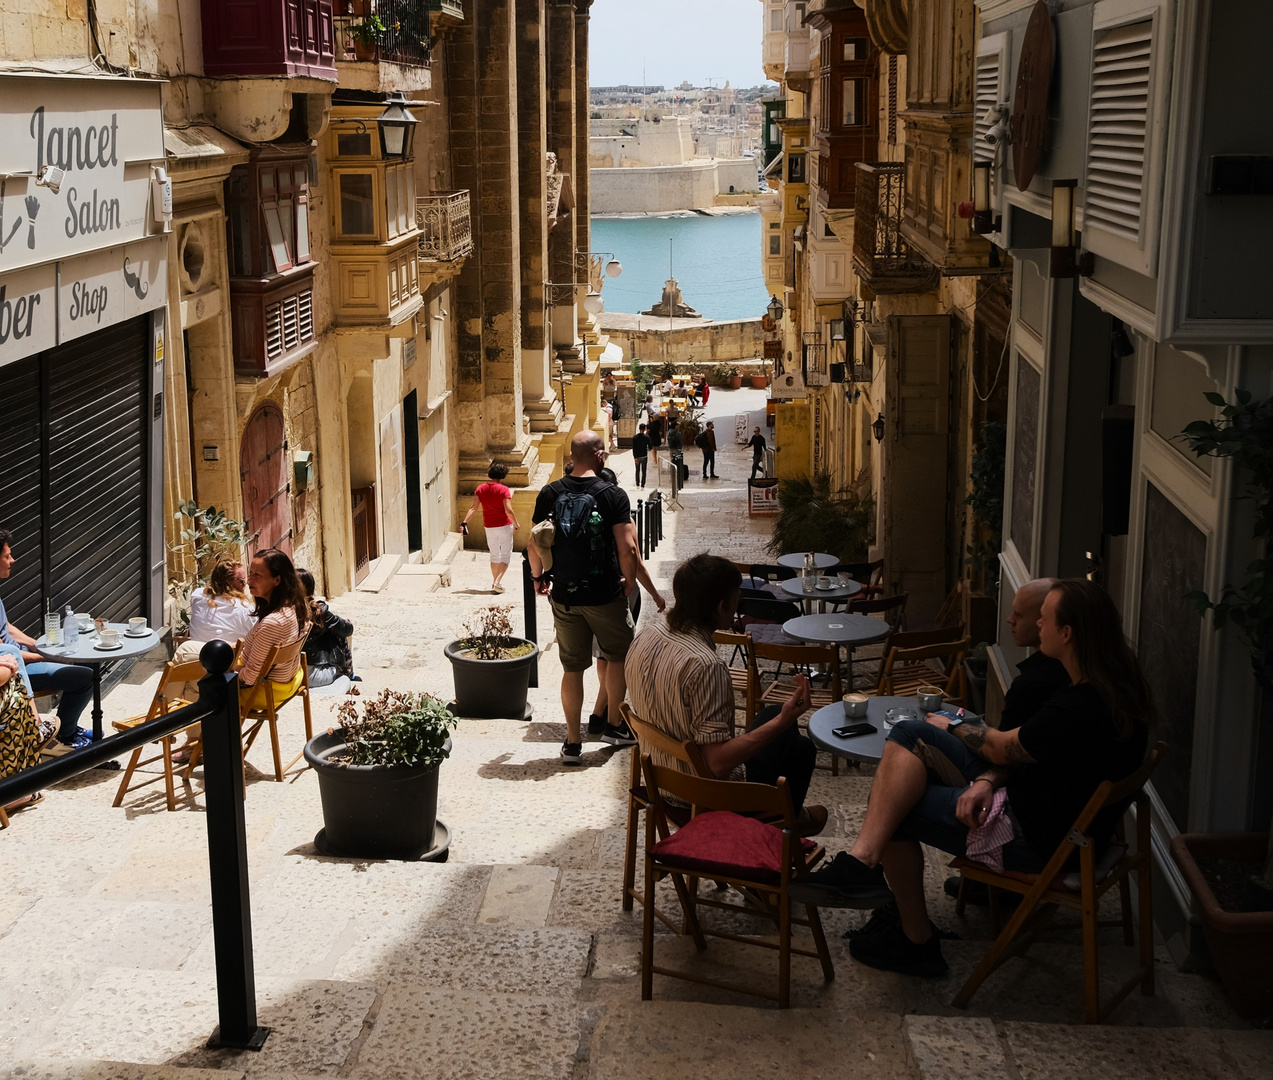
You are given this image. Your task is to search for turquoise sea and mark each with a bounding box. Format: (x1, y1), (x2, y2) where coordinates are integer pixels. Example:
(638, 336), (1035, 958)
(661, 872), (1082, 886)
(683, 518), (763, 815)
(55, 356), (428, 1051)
(590, 213), (770, 323)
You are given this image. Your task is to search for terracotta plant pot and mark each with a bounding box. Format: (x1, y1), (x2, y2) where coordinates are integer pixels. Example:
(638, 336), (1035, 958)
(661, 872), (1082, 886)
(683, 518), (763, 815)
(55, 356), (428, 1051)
(750, 375), (769, 389)
(352, 38), (377, 62)
(727, 376), (743, 389)
(1170, 831), (1273, 1017)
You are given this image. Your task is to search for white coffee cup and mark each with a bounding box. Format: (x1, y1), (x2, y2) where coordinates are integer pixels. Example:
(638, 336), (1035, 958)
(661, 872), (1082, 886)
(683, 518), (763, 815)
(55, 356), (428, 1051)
(99, 629), (121, 648)
(818, 576), (833, 589)
(128, 617), (148, 635)
(76, 613), (93, 634)
(842, 693), (869, 718)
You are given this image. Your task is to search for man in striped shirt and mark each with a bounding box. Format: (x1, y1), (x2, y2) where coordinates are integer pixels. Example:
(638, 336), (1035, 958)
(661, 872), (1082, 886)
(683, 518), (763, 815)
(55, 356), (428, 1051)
(625, 553), (826, 834)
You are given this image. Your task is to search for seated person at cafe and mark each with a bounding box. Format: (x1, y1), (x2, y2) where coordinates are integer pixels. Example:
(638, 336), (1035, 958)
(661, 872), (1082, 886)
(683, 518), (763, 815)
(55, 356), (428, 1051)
(790, 578), (1152, 977)
(0, 527), (94, 752)
(0, 646), (49, 816)
(238, 548), (311, 693)
(298, 568), (356, 692)
(188, 560), (257, 647)
(625, 553), (827, 835)
(940, 576), (1070, 904)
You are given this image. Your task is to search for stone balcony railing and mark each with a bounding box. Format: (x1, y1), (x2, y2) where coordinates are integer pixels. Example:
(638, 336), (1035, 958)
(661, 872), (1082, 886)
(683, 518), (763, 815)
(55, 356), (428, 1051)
(416, 191), (473, 262)
(852, 161), (938, 294)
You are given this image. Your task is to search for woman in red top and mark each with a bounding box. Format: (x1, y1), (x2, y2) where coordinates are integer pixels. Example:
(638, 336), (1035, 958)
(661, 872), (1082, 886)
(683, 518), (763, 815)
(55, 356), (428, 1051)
(463, 462), (521, 593)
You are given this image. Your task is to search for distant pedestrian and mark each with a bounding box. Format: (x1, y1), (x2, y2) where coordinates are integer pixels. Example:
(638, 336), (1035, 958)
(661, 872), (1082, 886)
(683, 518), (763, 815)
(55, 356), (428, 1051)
(698, 376), (710, 407)
(700, 420), (718, 478)
(748, 426), (767, 479)
(648, 413), (665, 470)
(632, 423), (651, 488)
(462, 462), (521, 593)
(667, 421), (688, 486)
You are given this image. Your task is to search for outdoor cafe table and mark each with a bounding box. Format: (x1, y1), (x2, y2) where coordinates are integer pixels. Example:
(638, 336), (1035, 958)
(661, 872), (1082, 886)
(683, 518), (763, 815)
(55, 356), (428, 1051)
(782, 612), (889, 685)
(35, 622), (164, 760)
(776, 551), (839, 571)
(806, 695), (921, 766)
(778, 577), (862, 614)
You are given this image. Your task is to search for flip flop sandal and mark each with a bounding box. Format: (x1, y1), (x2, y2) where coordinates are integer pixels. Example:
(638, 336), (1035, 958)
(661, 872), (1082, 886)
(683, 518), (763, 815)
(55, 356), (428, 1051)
(6, 791), (44, 812)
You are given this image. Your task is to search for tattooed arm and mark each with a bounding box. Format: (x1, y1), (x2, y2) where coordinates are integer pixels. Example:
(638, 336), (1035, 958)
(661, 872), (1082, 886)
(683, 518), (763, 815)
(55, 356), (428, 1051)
(924, 713), (1038, 766)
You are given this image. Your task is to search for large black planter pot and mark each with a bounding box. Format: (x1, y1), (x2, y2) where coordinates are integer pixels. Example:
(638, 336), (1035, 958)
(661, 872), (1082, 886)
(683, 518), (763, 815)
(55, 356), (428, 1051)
(444, 639), (539, 720)
(304, 729), (451, 860)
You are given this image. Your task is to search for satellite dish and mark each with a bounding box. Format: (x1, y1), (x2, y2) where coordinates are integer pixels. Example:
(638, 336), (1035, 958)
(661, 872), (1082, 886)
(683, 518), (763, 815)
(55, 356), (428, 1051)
(605, 259), (623, 278)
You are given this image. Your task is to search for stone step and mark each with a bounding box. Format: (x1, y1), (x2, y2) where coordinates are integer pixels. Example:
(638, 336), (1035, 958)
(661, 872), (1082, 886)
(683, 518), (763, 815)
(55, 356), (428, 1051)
(354, 552), (404, 593)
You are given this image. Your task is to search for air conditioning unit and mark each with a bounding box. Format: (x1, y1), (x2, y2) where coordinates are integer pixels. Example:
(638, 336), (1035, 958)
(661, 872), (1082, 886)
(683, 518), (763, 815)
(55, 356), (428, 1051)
(770, 371), (807, 400)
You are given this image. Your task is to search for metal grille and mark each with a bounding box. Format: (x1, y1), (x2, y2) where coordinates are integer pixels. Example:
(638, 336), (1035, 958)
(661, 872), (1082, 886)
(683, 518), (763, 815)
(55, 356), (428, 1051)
(376, 0), (432, 65)
(803, 336), (829, 387)
(887, 56), (898, 144)
(417, 190), (473, 260)
(1085, 20), (1153, 239)
(853, 162), (911, 274)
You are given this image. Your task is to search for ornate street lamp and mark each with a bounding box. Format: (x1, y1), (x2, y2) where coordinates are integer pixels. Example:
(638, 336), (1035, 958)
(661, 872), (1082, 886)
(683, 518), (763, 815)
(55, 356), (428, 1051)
(767, 295), (784, 322)
(872, 412), (886, 443)
(378, 92), (420, 159)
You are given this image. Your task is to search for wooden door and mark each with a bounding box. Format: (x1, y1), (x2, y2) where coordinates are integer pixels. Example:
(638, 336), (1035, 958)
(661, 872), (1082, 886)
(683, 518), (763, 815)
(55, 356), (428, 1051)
(240, 404), (292, 558)
(774, 401), (812, 480)
(351, 485), (377, 585)
(883, 314), (952, 623)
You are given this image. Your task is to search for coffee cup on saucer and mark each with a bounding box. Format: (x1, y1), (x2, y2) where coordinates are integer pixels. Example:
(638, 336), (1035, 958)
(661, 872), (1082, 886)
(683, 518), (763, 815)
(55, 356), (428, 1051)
(98, 629), (121, 648)
(128, 617), (148, 636)
(817, 576), (833, 590)
(842, 693), (869, 719)
(76, 613), (93, 634)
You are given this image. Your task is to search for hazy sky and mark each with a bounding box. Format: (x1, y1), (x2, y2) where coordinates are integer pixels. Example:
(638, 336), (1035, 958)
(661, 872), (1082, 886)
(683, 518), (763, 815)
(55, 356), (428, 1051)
(589, 0), (766, 90)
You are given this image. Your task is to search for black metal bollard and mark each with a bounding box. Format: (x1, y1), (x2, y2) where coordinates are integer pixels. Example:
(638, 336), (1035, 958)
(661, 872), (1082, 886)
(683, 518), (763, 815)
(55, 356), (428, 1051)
(653, 492), (664, 541)
(198, 640), (270, 1051)
(636, 498), (646, 559)
(522, 555), (538, 688)
(648, 499), (658, 553)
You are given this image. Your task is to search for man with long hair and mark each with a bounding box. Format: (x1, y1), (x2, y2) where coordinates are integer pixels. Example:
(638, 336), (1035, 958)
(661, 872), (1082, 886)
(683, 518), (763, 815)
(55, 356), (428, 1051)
(792, 578), (1153, 977)
(625, 553), (827, 834)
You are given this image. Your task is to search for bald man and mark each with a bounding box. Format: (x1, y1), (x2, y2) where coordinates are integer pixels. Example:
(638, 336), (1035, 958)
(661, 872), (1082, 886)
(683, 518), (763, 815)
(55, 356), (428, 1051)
(1000, 578), (1071, 731)
(528, 432), (666, 766)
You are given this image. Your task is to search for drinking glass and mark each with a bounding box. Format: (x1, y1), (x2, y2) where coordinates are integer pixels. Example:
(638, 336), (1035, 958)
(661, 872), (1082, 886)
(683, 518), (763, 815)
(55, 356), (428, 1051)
(44, 612), (62, 646)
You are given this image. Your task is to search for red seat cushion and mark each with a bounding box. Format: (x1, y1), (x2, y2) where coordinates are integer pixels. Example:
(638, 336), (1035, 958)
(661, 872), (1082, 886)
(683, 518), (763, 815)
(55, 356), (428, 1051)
(649, 811), (812, 884)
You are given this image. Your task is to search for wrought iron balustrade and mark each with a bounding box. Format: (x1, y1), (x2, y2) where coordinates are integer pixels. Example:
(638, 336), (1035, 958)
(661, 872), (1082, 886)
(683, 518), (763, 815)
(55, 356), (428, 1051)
(852, 162), (937, 292)
(803, 337), (829, 387)
(416, 191), (473, 261)
(335, 0), (431, 66)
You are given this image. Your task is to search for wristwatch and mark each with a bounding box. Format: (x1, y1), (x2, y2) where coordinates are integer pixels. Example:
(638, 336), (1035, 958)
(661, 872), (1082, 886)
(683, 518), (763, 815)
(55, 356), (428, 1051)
(946, 715), (964, 730)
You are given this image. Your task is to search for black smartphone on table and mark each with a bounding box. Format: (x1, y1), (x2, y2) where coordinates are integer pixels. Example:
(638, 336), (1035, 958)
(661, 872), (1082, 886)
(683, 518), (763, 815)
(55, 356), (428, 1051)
(832, 722), (877, 738)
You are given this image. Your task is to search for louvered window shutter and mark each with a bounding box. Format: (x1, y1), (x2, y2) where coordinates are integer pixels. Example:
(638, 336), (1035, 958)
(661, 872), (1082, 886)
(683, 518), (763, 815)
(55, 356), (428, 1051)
(1082, 7), (1167, 275)
(973, 48), (1003, 165)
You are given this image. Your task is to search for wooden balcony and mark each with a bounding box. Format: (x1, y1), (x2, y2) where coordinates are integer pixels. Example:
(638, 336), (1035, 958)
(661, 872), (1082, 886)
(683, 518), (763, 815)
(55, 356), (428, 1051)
(900, 117), (993, 274)
(231, 266), (318, 377)
(201, 0), (336, 80)
(417, 191), (473, 266)
(852, 162), (938, 295)
(429, 0), (464, 22)
(331, 236), (423, 327)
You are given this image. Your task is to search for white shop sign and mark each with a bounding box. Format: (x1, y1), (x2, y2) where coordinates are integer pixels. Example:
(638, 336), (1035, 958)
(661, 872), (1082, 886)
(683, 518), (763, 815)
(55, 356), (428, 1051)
(0, 234), (167, 367)
(0, 75), (165, 274)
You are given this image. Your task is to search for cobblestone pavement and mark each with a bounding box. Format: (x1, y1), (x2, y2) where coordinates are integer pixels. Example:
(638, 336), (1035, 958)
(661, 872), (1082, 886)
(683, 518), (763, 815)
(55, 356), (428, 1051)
(2, 388), (1269, 1079)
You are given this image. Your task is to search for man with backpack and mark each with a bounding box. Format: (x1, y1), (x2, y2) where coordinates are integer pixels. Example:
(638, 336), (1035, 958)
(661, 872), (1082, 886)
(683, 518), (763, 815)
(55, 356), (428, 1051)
(528, 432), (666, 765)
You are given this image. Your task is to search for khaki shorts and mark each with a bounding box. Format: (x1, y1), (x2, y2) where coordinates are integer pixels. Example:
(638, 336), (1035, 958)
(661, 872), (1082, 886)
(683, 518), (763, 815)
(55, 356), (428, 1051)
(551, 593), (635, 672)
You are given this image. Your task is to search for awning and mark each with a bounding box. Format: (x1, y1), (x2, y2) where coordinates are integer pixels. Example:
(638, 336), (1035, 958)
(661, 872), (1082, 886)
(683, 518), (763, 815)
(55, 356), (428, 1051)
(763, 152), (784, 179)
(164, 124), (248, 163)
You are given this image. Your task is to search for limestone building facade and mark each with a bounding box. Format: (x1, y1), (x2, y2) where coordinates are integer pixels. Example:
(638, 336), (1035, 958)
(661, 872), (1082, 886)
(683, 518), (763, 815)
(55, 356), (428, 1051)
(0, 0), (601, 613)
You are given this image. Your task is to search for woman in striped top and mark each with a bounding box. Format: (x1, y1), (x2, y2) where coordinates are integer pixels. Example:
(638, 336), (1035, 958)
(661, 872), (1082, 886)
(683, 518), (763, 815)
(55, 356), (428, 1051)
(239, 548), (310, 687)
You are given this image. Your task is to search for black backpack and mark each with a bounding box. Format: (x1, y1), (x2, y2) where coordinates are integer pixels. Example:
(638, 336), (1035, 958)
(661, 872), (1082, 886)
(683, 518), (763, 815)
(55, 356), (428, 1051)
(550, 482), (610, 594)
(694, 431), (710, 450)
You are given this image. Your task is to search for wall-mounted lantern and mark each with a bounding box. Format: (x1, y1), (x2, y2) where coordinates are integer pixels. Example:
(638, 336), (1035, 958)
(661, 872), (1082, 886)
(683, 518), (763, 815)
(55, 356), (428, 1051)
(872, 412), (886, 443)
(829, 318), (846, 342)
(377, 91), (420, 159)
(767, 295), (785, 322)
(1050, 179), (1094, 278)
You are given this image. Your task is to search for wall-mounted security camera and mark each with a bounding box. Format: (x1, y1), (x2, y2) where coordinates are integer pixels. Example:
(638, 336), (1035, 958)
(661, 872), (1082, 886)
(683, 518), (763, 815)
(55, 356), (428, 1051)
(35, 164), (64, 194)
(982, 103), (1011, 148)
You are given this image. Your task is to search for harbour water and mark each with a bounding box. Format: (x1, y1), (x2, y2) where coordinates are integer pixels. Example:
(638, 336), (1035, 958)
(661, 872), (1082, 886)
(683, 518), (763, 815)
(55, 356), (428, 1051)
(590, 212), (769, 322)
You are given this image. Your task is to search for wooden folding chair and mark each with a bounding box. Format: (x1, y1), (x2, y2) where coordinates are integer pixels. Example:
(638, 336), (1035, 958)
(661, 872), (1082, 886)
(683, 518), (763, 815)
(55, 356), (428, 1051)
(712, 630), (755, 734)
(848, 591), (908, 628)
(186, 640), (314, 784)
(837, 559), (884, 597)
(620, 704), (712, 933)
(749, 562), (798, 584)
(749, 639), (846, 774)
(950, 742), (1167, 1023)
(112, 658), (208, 812)
(640, 756), (835, 1008)
(874, 636), (970, 705)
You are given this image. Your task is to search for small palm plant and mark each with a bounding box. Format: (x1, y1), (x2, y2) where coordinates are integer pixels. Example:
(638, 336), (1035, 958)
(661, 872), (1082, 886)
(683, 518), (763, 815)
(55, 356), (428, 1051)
(766, 473), (874, 565)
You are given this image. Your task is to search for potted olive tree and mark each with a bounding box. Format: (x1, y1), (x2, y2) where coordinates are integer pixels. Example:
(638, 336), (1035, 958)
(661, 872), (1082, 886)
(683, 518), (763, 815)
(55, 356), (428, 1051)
(1169, 390), (1273, 1017)
(305, 689), (456, 860)
(444, 604), (539, 720)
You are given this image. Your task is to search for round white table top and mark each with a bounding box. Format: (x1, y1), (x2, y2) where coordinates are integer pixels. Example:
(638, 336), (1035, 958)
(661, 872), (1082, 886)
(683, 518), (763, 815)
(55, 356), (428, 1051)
(776, 552), (839, 570)
(781, 613), (889, 647)
(806, 696), (921, 764)
(36, 622), (163, 663)
(778, 578), (863, 603)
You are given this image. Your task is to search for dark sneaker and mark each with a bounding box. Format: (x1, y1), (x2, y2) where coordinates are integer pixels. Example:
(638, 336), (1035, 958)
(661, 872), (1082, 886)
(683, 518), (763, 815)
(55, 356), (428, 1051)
(849, 920), (949, 977)
(843, 900), (960, 943)
(787, 852), (894, 908)
(586, 713), (607, 736)
(560, 741), (582, 765)
(600, 719), (637, 747)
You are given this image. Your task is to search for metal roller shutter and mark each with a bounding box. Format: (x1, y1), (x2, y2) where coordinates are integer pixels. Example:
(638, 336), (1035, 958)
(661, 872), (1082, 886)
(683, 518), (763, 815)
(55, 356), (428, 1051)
(0, 358), (44, 630)
(0, 317), (150, 628)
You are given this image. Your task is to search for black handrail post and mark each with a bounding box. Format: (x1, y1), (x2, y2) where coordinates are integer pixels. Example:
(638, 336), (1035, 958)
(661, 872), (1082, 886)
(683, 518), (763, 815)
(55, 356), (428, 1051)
(522, 554), (538, 688)
(199, 641), (270, 1051)
(656, 492), (664, 541)
(635, 497), (645, 559)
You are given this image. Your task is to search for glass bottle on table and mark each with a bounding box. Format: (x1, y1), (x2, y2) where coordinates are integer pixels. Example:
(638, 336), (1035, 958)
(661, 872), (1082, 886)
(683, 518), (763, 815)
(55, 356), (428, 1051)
(802, 552), (816, 593)
(62, 604), (77, 642)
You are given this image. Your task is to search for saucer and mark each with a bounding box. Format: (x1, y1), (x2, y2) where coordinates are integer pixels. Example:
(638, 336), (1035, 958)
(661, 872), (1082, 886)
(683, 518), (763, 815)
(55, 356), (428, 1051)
(125, 628), (151, 637)
(815, 584), (837, 591)
(94, 641), (124, 651)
